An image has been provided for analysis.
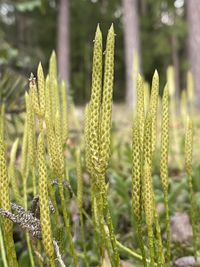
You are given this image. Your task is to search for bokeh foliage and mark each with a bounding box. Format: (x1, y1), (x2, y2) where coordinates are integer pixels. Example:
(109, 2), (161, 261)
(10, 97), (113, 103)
(0, 0), (187, 104)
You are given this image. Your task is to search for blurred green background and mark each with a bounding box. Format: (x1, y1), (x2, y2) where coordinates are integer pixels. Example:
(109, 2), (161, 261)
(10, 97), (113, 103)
(0, 0), (192, 105)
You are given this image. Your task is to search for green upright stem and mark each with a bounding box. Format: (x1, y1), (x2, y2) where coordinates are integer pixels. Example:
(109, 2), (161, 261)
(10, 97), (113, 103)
(26, 233), (35, 267)
(22, 168), (35, 267)
(96, 190), (113, 266)
(0, 224), (8, 267)
(148, 226), (155, 267)
(48, 181), (60, 225)
(82, 204), (151, 265)
(164, 192), (170, 267)
(105, 202), (120, 267)
(91, 190), (101, 258)
(58, 182), (78, 267)
(154, 211), (165, 267)
(23, 171), (28, 210)
(136, 222), (147, 267)
(188, 174), (198, 264)
(80, 211), (89, 267)
(32, 167), (36, 196)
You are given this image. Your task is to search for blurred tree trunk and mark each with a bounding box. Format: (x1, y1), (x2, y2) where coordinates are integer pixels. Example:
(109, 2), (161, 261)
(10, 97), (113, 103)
(57, 0), (70, 86)
(187, 0), (200, 105)
(140, 0), (147, 16)
(122, 0), (141, 109)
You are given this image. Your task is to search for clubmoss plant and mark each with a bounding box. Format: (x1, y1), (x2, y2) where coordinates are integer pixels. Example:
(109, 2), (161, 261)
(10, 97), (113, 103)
(61, 81), (68, 144)
(26, 92), (37, 196)
(84, 104), (92, 174)
(29, 73), (40, 118)
(100, 25), (120, 266)
(86, 24), (120, 266)
(86, 26), (103, 257)
(20, 107), (29, 184)
(0, 104), (5, 139)
(149, 70), (159, 154)
(0, 130), (18, 267)
(89, 24), (102, 177)
(143, 113), (153, 167)
(48, 51), (58, 125)
(144, 82), (150, 115)
(37, 63), (46, 118)
(76, 148), (89, 267)
(136, 74), (145, 150)
(99, 24), (115, 174)
(38, 132), (55, 267)
(9, 139), (23, 206)
(0, 225), (8, 267)
(154, 211), (165, 267)
(143, 161), (155, 267)
(185, 117), (197, 263)
(19, 100), (35, 266)
(131, 116), (147, 267)
(44, 56), (78, 267)
(160, 85), (170, 266)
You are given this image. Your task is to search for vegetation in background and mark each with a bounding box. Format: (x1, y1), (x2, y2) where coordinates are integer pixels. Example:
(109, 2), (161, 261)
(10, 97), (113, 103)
(0, 0), (188, 104)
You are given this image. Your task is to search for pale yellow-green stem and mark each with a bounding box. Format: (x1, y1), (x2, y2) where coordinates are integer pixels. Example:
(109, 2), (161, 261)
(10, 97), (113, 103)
(88, 24), (119, 266)
(45, 110), (77, 266)
(84, 104), (92, 174)
(21, 115), (29, 210)
(25, 233), (35, 267)
(160, 85), (170, 266)
(37, 62), (46, 117)
(99, 25), (120, 267)
(136, 74), (145, 148)
(84, 104), (101, 257)
(185, 117), (197, 263)
(149, 70), (159, 154)
(26, 93), (37, 196)
(54, 108), (78, 265)
(38, 133), (55, 266)
(45, 75), (52, 124)
(143, 162), (155, 267)
(87, 25), (105, 260)
(21, 98), (35, 266)
(131, 117), (146, 267)
(89, 24), (102, 174)
(45, 115), (62, 177)
(0, 104), (5, 139)
(49, 51), (58, 124)
(29, 74), (40, 117)
(61, 81), (68, 144)
(0, 225), (8, 267)
(144, 82), (150, 115)
(154, 211), (165, 267)
(49, 51), (57, 80)
(9, 139), (23, 206)
(99, 24), (115, 174)
(143, 113), (152, 167)
(55, 111), (64, 176)
(0, 132), (18, 267)
(76, 149), (89, 266)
